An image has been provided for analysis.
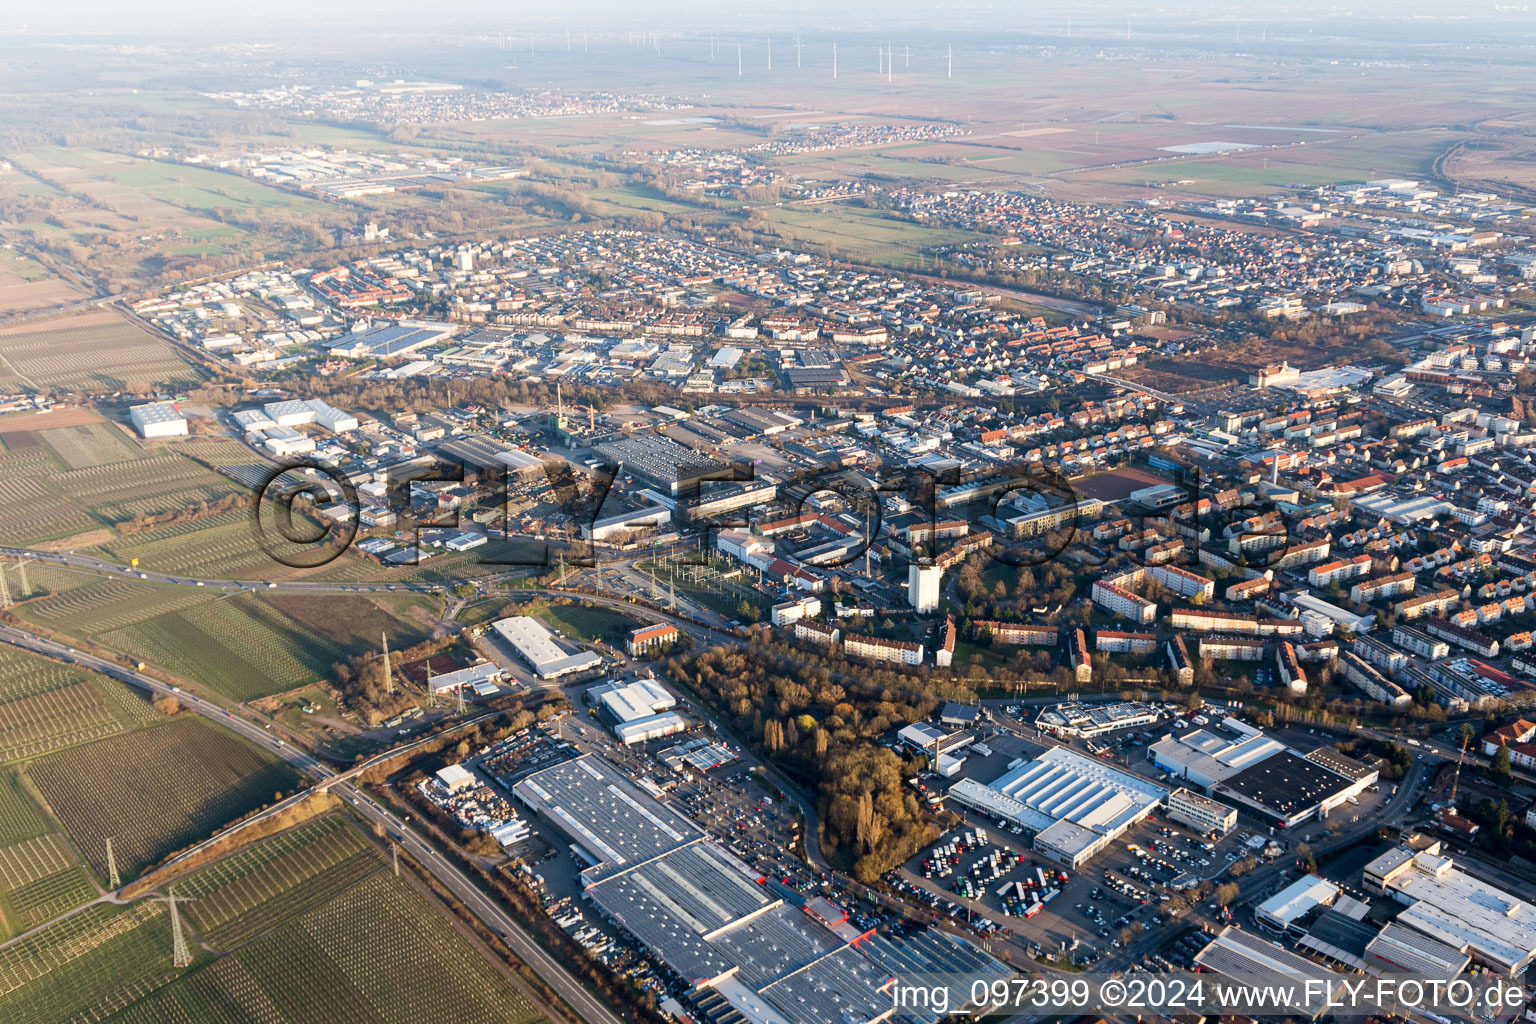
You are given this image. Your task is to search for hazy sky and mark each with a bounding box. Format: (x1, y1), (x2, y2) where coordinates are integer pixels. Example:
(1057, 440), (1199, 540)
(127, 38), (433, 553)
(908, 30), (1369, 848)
(7, 0), (1532, 39)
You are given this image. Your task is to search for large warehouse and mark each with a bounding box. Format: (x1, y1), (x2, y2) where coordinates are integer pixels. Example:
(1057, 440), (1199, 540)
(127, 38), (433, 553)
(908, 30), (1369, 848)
(1364, 842), (1536, 976)
(512, 756), (897, 1024)
(1150, 716), (1368, 828)
(948, 747), (1167, 867)
(1210, 749), (1364, 829)
(1149, 717), (1286, 789)
(129, 400), (188, 439)
(491, 616), (603, 680)
(1193, 926), (1341, 1019)
(586, 677), (686, 746)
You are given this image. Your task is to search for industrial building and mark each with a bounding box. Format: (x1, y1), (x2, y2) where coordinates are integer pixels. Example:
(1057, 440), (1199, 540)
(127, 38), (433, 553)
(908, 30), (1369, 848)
(1151, 717), (1366, 828)
(581, 503), (672, 541)
(325, 322), (455, 359)
(129, 401), (188, 438)
(1213, 749), (1369, 829)
(1256, 874), (1340, 935)
(586, 677), (685, 745)
(1150, 717), (1286, 789)
(592, 434), (730, 496)
(1363, 921), (1471, 979)
(1363, 842), (1536, 976)
(490, 616), (603, 680)
(1165, 787), (1236, 836)
(428, 661), (504, 695)
(1193, 926), (1341, 1018)
(1033, 701), (1162, 739)
(512, 756), (899, 1024)
(947, 747), (1167, 868)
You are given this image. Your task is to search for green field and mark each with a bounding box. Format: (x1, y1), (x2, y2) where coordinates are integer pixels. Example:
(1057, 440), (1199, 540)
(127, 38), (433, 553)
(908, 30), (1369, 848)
(36, 422), (151, 470)
(0, 645), (157, 763)
(177, 815), (382, 950)
(0, 770), (98, 940)
(92, 592), (435, 701)
(528, 601), (644, 647)
(759, 203), (980, 266)
(96, 596), (345, 701)
(0, 901), (182, 1024)
(0, 429), (237, 545)
(27, 718), (300, 881)
(0, 816), (548, 1024)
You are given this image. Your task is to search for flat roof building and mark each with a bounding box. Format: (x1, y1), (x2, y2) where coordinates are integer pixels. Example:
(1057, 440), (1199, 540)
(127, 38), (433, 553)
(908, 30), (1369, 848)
(1363, 842), (1536, 976)
(950, 747), (1166, 867)
(1256, 874), (1339, 935)
(1166, 787), (1237, 836)
(129, 401), (188, 439)
(512, 755), (897, 1024)
(1193, 926), (1341, 1018)
(491, 616), (603, 679)
(1150, 717), (1286, 790)
(1035, 701), (1162, 739)
(1213, 749), (1366, 829)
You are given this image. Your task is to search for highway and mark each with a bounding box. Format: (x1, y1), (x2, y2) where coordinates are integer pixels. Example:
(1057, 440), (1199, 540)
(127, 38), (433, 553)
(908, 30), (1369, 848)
(0, 540), (1497, 1007)
(0, 623), (624, 1024)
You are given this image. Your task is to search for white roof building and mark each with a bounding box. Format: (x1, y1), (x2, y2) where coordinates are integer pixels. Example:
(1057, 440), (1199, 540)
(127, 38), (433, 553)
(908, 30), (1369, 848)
(1150, 717), (1286, 789)
(1364, 845), (1536, 976)
(1256, 874), (1339, 934)
(428, 661), (503, 694)
(591, 678), (677, 723)
(491, 616), (603, 679)
(951, 746), (1167, 867)
(436, 764), (476, 793)
(129, 401), (188, 439)
(614, 712), (688, 746)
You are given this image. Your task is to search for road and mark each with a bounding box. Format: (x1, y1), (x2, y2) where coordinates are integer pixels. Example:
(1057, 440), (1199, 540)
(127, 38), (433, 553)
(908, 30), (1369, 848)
(2, 542), (1493, 996)
(0, 623), (624, 1024)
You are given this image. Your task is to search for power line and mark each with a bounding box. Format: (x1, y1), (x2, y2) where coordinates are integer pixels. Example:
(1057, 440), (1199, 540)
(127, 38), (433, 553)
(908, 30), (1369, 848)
(155, 886), (196, 968)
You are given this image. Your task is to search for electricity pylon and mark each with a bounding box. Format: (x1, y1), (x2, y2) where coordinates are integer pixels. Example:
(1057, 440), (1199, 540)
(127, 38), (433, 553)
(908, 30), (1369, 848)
(381, 632), (394, 695)
(155, 886), (195, 968)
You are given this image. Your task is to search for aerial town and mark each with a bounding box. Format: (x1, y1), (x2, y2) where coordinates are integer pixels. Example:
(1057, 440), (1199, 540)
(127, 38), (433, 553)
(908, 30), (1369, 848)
(1, 5), (1535, 1024)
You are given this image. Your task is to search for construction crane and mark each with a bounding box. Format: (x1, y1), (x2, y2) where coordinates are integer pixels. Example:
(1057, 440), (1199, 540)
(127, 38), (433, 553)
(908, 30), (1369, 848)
(1447, 731), (1470, 811)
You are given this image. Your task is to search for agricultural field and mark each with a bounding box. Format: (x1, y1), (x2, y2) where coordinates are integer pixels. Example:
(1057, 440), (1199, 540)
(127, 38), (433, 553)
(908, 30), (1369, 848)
(0, 310), (195, 393)
(176, 815), (382, 950)
(91, 592), (435, 701)
(758, 202), (978, 266)
(0, 770), (98, 940)
(0, 817), (548, 1024)
(94, 595), (344, 701)
(0, 901), (181, 1024)
(0, 644), (156, 764)
(85, 509), (383, 583)
(26, 718), (300, 881)
(0, 145), (355, 290)
(0, 252), (79, 316)
(36, 420), (151, 470)
(0, 421), (239, 545)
